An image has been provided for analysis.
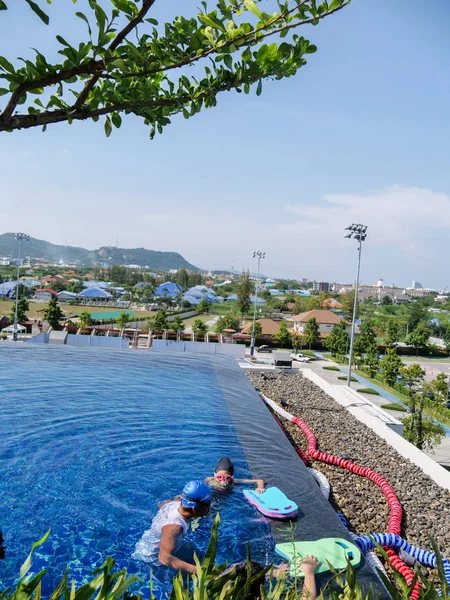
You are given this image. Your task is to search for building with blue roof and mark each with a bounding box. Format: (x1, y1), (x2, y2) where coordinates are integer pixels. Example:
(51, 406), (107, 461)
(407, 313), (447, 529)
(182, 285), (220, 306)
(0, 280), (17, 298)
(249, 295), (266, 305)
(82, 280), (111, 290)
(154, 282), (182, 298)
(78, 287), (112, 299)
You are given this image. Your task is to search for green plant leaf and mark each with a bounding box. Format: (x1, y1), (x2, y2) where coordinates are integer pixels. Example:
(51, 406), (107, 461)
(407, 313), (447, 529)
(198, 13), (226, 32)
(203, 26), (214, 45)
(329, 0), (341, 9)
(56, 35), (70, 47)
(0, 1), (7, 9)
(24, 0), (49, 24)
(0, 56), (15, 74)
(305, 44), (317, 54)
(0, 88), (9, 96)
(224, 54), (232, 69)
(76, 12), (92, 37)
(243, 0), (262, 18)
(104, 116), (112, 137)
(111, 113), (122, 128)
(19, 530), (50, 580)
(256, 79), (262, 96)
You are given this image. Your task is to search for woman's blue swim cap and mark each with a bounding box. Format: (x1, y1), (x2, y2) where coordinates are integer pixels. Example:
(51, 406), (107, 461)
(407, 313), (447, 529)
(181, 480), (212, 508)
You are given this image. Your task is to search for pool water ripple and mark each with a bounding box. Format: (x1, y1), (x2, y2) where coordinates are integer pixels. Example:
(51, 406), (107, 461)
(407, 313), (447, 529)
(0, 347), (272, 597)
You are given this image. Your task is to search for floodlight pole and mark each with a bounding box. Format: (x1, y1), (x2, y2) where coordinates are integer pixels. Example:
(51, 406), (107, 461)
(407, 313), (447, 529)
(13, 233), (30, 342)
(344, 224), (367, 387)
(250, 250), (265, 357)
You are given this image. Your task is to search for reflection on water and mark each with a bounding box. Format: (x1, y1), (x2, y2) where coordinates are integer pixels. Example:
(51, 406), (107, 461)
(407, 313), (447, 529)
(0, 347), (272, 596)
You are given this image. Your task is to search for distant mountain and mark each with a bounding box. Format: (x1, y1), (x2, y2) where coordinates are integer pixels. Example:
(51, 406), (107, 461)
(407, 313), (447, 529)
(0, 233), (199, 271)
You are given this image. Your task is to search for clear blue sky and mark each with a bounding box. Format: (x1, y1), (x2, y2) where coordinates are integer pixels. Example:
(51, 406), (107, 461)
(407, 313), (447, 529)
(1, 0), (450, 288)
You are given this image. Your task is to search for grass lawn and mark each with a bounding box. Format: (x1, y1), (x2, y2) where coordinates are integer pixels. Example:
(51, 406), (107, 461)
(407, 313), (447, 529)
(322, 352), (348, 364)
(0, 300), (156, 320)
(182, 314), (213, 328)
(354, 368), (450, 426)
(380, 403), (406, 412)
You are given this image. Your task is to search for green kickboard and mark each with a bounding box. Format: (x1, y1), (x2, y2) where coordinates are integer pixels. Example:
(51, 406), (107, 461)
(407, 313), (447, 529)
(275, 537), (361, 577)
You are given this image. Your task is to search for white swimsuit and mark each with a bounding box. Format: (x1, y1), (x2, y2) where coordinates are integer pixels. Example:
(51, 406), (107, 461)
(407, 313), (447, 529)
(132, 501), (191, 565)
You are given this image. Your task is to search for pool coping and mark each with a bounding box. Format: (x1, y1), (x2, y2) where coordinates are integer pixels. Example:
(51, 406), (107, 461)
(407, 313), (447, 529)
(215, 357), (387, 596)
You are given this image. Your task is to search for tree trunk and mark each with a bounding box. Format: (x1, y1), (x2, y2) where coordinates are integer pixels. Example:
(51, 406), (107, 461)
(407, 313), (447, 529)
(417, 394), (425, 450)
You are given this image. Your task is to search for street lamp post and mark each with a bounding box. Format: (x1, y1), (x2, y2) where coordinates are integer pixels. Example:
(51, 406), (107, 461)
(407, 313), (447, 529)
(250, 250), (265, 357)
(13, 232), (30, 341)
(344, 224), (368, 386)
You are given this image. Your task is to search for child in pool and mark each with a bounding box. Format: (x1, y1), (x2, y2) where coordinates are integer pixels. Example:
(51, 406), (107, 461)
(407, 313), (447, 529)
(205, 457), (265, 493)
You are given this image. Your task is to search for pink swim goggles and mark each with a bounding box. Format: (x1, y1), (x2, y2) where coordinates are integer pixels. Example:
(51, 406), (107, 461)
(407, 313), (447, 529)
(215, 473), (233, 483)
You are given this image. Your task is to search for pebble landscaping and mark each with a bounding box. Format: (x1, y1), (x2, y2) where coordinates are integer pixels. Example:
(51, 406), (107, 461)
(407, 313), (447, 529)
(246, 371), (450, 558)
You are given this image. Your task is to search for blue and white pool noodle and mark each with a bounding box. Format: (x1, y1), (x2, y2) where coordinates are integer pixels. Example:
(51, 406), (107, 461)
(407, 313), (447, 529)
(355, 533), (450, 589)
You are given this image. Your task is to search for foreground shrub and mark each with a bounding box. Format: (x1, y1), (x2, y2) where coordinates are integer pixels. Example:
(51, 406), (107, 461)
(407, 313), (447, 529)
(3, 517), (450, 599)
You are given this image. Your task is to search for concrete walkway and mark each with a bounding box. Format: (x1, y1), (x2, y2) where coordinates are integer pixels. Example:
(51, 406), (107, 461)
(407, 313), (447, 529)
(311, 354), (450, 467)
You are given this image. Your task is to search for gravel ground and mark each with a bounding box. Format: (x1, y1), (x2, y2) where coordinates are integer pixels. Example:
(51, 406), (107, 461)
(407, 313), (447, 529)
(246, 370), (450, 558)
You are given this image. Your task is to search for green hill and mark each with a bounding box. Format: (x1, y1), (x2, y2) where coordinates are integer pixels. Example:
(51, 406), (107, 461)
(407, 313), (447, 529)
(0, 233), (199, 271)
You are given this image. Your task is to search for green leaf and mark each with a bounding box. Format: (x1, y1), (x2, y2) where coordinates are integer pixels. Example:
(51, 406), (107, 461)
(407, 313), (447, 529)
(243, 0), (262, 19)
(19, 530), (50, 580)
(329, 0), (341, 8)
(198, 14), (226, 32)
(104, 116), (112, 137)
(0, 56), (15, 74)
(182, 108), (189, 119)
(56, 35), (70, 47)
(256, 79), (262, 96)
(224, 55), (232, 69)
(110, 0), (134, 16)
(93, 3), (107, 35)
(24, 0), (49, 24)
(0, 1), (7, 9)
(76, 12), (92, 37)
(112, 58), (125, 69)
(203, 26), (214, 45)
(0, 88), (9, 96)
(305, 44), (317, 54)
(111, 113), (122, 128)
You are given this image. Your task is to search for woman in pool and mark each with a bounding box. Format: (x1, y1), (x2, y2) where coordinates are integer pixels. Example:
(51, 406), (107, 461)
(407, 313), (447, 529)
(206, 457), (265, 493)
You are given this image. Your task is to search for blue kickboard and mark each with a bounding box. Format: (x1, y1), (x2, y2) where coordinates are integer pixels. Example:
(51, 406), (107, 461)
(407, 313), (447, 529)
(243, 486), (298, 519)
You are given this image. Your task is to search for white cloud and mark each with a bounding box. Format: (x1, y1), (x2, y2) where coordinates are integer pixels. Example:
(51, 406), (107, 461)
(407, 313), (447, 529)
(282, 185), (450, 254)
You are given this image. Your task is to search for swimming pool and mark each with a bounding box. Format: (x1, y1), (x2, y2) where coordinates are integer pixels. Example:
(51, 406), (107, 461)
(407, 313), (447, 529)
(0, 347), (272, 596)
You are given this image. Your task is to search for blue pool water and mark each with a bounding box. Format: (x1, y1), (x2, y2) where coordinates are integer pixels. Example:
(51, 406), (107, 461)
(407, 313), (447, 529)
(0, 346), (272, 596)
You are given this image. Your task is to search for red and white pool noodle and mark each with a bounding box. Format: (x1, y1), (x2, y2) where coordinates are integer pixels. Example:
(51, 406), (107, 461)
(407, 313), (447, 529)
(261, 394), (420, 598)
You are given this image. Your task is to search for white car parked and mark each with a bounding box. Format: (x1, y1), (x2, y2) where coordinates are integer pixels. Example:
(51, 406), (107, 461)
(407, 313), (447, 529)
(290, 353), (312, 363)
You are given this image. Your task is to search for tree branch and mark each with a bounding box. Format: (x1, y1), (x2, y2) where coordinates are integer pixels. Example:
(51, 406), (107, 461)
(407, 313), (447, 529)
(101, 1), (349, 82)
(0, 60), (105, 123)
(103, 0), (311, 80)
(0, 83), (235, 132)
(73, 0), (158, 110)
